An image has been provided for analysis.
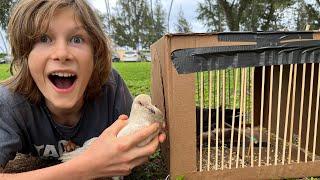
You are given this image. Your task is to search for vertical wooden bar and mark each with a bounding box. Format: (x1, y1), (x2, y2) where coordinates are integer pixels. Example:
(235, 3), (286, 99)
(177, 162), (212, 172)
(305, 63), (314, 162)
(289, 64), (298, 164)
(222, 70), (226, 169)
(215, 71), (220, 170)
(297, 63), (306, 163)
(207, 71), (212, 170)
(282, 64), (293, 165)
(229, 68), (239, 169)
(313, 63), (320, 162)
(259, 66), (266, 166)
(236, 69), (244, 168)
(228, 70), (231, 107)
(251, 67), (255, 167)
(242, 68), (247, 167)
(267, 65), (274, 166)
(199, 72), (204, 171)
(275, 65), (283, 165)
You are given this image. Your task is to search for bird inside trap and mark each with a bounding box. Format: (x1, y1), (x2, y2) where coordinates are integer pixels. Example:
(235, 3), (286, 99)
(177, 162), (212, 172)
(151, 32), (320, 179)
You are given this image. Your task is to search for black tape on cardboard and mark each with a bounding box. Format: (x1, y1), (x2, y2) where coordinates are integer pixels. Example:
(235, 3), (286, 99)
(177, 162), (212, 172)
(171, 32), (320, 74)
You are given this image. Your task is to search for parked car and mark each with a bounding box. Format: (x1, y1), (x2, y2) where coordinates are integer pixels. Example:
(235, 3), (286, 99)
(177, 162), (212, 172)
(0, 55), (12, 64)
(122, 50), (139, 62)
(140, 50), (151, 61)
(112, 54), (120, 62)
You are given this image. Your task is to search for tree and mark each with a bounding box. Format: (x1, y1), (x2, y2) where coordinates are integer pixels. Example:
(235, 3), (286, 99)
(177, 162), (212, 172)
(197, 0), (294, 32)
(0, 0), (16, 30)
(294, 0), (320, 30)
(145, 0), (166, 47)
(110, 0), (166, 49)
(197, 0), (226, 32)
(175, 7), (192, 33)
(217, 0), (251, 31)
(110, 0), (153, 50)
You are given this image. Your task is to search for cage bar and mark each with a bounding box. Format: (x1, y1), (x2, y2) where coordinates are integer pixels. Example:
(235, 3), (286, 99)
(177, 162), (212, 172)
(282, 64), (293, 165)
(207, 71), (212, 170)
(297, 64), (307, 163)
(313, 64), (320, 162)
(305, 63), (314, 162)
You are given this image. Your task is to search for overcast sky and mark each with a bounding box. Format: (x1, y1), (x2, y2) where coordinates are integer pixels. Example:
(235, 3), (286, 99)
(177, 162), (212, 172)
(88, 0), (206, 33)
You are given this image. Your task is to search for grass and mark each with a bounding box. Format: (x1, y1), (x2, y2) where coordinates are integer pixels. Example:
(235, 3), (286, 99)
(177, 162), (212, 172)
(0, 62), (168, 179)
(112, 62), (151, 96)
(0, 63), (10, 80)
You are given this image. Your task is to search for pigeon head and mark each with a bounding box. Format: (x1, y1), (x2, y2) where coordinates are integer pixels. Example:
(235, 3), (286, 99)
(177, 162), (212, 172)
(131, 94), (164, 123)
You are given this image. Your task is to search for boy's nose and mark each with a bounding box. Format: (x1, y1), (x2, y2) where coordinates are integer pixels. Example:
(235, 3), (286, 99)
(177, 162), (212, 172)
(50, 40), (71, 62)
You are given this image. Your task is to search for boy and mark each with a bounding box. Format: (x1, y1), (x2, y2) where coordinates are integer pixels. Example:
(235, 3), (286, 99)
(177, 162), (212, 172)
(0, 0), (165, 179)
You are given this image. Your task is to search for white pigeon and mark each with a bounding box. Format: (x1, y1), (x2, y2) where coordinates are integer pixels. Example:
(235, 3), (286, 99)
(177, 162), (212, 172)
(59, 93), (164, 163)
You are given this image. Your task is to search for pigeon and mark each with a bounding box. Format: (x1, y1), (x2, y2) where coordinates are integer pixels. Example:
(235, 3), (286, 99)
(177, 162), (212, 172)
(59, 94), (164, 163)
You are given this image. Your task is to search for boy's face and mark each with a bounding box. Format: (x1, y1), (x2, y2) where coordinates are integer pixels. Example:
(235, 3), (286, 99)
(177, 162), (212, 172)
(28, 8), (94, 111)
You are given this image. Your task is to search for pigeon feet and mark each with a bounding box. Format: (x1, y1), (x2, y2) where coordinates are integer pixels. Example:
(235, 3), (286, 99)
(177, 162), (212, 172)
(64, 140), (77, 152)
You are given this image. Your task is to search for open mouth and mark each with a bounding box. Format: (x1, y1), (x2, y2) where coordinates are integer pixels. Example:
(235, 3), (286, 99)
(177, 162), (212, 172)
(48, 72), (77, 89)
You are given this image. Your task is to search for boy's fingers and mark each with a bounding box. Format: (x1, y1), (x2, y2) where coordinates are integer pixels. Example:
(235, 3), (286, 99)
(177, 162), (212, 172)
(118, 114), (129, 120)
(158, 133), (166, 143)
(102, 116), (128, 136)
(130, 156), (149, 168)
(123, 123), (160, 147)
(129, 134), (160, 158)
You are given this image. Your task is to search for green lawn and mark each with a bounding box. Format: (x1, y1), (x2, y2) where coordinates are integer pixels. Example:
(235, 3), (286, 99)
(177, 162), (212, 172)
(0, 63), (10, 80)
(112, 62), (151, 96)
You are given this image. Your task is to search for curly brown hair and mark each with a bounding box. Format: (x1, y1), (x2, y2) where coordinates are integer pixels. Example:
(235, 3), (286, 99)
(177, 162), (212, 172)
(2, 0), (111, 104)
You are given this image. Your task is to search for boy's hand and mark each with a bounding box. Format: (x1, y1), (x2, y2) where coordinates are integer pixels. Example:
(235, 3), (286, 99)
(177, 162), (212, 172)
(71, 115), (166, 179)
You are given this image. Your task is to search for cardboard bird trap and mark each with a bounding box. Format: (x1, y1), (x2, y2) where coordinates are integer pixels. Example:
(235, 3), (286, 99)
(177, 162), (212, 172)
(151, 32), (320, 179)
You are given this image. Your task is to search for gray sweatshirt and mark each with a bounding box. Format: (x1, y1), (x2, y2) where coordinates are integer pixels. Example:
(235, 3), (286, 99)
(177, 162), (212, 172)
(0, 69), (133, 167)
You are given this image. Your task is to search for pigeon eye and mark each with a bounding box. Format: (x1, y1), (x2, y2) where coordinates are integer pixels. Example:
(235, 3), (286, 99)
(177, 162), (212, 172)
(138, 101), (143, 106)
(149, 108), (155, 114)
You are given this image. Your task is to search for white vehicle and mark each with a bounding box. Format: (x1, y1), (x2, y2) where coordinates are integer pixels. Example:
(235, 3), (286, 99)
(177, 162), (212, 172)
(140, 50), (151, 61)
(122, 50), (139, 62)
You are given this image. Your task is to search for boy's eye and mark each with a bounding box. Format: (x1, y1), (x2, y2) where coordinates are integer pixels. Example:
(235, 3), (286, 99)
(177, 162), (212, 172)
(39, 35), (51, 43)
(70, 36), (83, 44)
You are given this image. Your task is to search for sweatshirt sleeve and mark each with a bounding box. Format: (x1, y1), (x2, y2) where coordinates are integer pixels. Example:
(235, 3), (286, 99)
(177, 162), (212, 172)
(0, 101), (23, 167)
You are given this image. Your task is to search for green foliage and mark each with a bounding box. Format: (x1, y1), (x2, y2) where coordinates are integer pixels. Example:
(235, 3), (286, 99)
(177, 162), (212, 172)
(197, 0), (226, 32)
(0, 53), (7, 59)
(295, 0), (320, 30)
(147, 0), (166, 46)
(240, 0), (296, 31)
(197, 0), (295, 31)
(110, 0), (166, 49)
(0, 0), (16, 30)
(176, 175), (185, 180)
(175, 6), (192, 33)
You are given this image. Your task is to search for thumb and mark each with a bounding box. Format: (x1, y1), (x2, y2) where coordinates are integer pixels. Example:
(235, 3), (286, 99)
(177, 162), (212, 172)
(101, 115), (128, 137)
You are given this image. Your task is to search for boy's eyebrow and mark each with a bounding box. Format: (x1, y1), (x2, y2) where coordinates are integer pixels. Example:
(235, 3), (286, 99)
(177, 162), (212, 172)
(47, 25), (88, 34)
(70, 26), (88, 33)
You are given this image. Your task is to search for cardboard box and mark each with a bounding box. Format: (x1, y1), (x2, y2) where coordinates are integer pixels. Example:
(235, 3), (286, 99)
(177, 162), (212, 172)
(151, 32), (320, 179)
